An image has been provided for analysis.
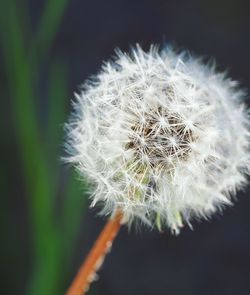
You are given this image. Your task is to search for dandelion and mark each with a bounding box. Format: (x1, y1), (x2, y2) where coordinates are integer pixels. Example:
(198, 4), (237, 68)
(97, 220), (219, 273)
(65, 45), (249, 295)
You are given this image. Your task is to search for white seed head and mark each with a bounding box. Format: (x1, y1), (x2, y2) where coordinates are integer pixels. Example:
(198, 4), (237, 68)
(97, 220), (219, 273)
(65, 45), (250, 234)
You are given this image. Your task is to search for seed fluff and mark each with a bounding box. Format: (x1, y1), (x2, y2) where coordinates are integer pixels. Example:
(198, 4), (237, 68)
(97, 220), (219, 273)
(65, 45), (250, 234)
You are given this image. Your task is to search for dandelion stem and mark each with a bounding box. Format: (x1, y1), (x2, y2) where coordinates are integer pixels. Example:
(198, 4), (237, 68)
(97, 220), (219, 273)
(66, 211), (123, 295)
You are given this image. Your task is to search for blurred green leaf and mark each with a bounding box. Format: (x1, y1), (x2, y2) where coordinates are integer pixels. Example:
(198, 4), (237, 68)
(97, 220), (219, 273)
(47, 60), (68, 154)
(46, 60), (68, 198)
(62, 171), (88, 261)
(0, 2), (63, 294)
(1, 0), (74, 294)
(0, 0), (89, 294)
(30, 0), (68, 65)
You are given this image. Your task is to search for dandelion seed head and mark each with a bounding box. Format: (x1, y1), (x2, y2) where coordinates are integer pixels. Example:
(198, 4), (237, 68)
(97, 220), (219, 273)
(66, 45), (250, 234)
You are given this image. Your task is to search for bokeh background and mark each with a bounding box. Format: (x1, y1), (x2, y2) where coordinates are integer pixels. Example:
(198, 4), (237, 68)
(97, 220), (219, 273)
(1, 0), (250, 294)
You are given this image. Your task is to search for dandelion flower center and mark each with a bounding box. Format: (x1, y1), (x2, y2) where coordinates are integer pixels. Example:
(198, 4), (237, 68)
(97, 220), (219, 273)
(126, 105), (195, 171)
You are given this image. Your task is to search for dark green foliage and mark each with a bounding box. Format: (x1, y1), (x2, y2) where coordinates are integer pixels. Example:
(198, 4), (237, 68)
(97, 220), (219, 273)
(0, 1), (87, 294)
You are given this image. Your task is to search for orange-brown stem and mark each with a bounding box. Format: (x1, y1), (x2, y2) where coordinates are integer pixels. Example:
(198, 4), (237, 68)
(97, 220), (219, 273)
(66, 211), (123, 295)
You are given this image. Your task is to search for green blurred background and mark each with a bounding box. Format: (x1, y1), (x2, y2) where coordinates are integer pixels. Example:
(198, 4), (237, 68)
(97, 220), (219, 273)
(0, 1), (88, 294)
(1, 1), (250, 295)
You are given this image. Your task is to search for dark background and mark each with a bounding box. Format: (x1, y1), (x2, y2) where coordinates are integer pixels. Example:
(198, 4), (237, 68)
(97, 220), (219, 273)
(1, 0), (250, 295)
